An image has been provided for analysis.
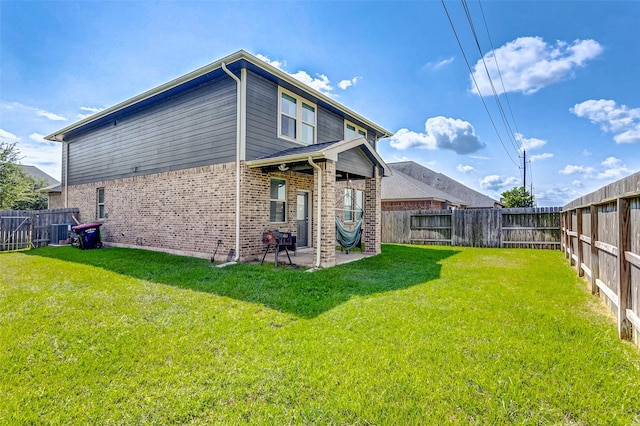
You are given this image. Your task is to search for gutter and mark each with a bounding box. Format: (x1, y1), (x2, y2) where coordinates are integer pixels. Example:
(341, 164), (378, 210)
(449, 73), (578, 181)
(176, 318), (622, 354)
(222, 62), (242, 262)
(307, 156), (322, 268)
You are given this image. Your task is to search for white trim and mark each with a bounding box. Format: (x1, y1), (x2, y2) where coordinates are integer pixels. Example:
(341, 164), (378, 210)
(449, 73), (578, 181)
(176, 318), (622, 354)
(277, 87), (317, 145)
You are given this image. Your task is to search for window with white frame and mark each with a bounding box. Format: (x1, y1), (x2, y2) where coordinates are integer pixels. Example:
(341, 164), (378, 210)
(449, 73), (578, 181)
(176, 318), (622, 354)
(279, 88), (316, 144)
(355, 190), (364, 220)
(344, 188), (353, 222)
(345, 121), (367, 141)
(97, 187), (105, 219)
(270, 178), (287, 222)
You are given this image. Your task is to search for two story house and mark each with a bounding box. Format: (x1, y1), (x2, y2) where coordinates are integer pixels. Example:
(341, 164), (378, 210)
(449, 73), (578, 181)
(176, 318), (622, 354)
(45, 50), (392, 267)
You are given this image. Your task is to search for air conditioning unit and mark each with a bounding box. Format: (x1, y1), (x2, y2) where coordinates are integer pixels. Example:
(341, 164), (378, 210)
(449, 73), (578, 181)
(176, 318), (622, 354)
(50, 224), (71, 245)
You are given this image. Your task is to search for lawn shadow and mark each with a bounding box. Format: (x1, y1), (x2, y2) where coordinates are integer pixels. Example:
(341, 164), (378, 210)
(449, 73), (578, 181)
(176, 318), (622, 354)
(25, 244), (459, 318)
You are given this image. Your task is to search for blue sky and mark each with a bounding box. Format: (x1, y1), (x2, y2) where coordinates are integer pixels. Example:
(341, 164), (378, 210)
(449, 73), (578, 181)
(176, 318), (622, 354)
(1, 1), (638, 206)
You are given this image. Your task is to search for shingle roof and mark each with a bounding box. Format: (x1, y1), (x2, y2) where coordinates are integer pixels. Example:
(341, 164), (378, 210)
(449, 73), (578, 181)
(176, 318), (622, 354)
(381, 169), (467, 206)
(18, 165), (60, 187)
(389, 161), (501, 208)
(257, 140), (341, 160)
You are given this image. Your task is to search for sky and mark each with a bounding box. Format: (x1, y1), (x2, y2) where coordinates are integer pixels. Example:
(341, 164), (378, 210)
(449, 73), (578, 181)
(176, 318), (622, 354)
(1, 1), (639, 206)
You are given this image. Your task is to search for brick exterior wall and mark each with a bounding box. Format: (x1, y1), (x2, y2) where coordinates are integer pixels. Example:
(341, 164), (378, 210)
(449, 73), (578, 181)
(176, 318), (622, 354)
(64, 159), (382, 266)
(240, 162), (314, 261)
(317, 160), (336, 267)
(363, 171), (381, 254)
(66, 163), (237, 259)
(47, 193), (64, 209)
(64, 161), (319, 261)
(382, 199), (446, 211)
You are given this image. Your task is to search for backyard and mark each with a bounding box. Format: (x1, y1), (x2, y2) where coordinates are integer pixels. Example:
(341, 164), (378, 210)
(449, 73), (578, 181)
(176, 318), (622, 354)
(1, 244), (639, 424)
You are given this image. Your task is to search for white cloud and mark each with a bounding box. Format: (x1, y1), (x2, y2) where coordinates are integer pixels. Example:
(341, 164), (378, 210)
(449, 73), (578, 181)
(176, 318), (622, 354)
(570, 99), (640, 144)
(597, 156), (632, 179)
(37, 109), (67, 121)
(536, 187), (582, 205)
(338, 76), (361, 90)
(16, 141), (62, 179)
(515, 132), (547, 152)
(559, 165), (594, 175)
(479, 174), (519, 192)
(457, 164), (474, 173)
(582, 149), (592, 156)
(423, 57), (455, 71)
(530, 153), (553, 162)
(257, 53), (361, 96)
(77, 106), (105, 119)
(470, 37), (602, 96)
(388, 116), (486, 155)
(0, 128), (20, 142)
(255, 53), (286, 70)
(1, 101), (67, 121)
(289, 70), (333, 94)
(29, 133), (53, 144)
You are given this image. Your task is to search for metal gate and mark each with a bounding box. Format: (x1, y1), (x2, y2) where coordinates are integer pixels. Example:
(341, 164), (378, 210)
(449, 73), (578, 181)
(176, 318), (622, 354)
(0, 216), (32, 252)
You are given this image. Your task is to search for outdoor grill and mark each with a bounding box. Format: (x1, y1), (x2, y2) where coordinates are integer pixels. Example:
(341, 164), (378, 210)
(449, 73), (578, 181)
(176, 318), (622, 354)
(261, 230), (296, 267)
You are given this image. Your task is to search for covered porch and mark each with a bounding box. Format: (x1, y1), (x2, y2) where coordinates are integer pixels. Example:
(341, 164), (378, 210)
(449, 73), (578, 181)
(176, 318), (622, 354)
(246, 138), (391, 268)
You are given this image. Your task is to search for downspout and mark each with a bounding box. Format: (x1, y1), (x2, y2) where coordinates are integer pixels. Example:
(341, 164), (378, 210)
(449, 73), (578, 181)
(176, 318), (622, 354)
(64, 141), (69, 208)
(307, 156), (322, 268)
(222, 62), (241, 261)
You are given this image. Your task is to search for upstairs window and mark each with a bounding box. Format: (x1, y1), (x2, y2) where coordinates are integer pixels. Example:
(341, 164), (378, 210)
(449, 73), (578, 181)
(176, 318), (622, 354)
(279, 88), (316, 144)
(270, 178), (287, 223)
(345, 121), (367, 141)
(97, 187), (105, 219)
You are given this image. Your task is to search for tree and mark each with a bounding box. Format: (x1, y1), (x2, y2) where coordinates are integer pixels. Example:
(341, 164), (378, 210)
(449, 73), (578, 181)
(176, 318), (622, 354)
(500, 186), (534, 208)
(0, 141), (49, 210)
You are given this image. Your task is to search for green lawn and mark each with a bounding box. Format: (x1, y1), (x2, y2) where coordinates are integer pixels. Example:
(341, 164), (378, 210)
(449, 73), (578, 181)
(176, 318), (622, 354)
(1, 245), (639, 424)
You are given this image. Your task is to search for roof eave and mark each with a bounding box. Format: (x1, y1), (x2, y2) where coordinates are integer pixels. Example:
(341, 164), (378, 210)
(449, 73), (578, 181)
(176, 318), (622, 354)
(45, 50), (392, 142)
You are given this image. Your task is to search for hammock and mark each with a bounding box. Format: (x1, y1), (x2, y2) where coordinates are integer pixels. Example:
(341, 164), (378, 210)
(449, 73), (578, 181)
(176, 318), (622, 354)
(336, 217), (362, 250)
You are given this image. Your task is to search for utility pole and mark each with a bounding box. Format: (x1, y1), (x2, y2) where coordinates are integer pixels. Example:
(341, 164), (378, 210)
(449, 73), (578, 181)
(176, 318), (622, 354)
(523, 150), (526, 190)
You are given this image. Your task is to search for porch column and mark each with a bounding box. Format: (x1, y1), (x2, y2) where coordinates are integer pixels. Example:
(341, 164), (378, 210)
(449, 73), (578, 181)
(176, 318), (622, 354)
(364, 167), (381, 254)
(315, 160), (336, 268)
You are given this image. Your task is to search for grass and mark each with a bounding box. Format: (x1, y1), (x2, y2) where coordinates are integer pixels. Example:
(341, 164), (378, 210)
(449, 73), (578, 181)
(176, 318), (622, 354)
(1, 244), (639, 424)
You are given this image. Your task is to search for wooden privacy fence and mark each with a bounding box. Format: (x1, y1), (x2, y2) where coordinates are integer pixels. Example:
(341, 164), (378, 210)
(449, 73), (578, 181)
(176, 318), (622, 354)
(0, 208), (79, 252)
(382, 207), (561, 249)
(562, 172), (640, 346)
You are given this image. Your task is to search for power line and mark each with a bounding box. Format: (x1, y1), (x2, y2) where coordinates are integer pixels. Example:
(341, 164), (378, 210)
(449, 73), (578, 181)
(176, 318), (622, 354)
(460, 0), (520, 154)
(440, 0), (519, 168)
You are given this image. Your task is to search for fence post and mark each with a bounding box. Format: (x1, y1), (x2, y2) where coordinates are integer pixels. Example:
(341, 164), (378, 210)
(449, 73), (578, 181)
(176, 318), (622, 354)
(617, 197), (632, 340)
(590, 204), (599, 295)
(576, 208), (583, 276)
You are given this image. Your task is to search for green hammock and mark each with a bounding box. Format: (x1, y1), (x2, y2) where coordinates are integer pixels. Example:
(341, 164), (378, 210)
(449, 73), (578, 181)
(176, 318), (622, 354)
(335, 217), (362, 250)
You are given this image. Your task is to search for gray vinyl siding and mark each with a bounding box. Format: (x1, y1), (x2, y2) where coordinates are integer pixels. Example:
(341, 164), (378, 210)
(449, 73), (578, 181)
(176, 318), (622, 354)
(66, 76), (237, 185)
(246, 71), (298, 160)
(337, 148), (374, 178)
(317, 108), (343, 142)
(246, 71), (371, 160)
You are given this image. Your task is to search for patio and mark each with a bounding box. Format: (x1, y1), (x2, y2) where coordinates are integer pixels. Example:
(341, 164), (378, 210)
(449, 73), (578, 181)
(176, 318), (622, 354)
(257, 246), (375, 269)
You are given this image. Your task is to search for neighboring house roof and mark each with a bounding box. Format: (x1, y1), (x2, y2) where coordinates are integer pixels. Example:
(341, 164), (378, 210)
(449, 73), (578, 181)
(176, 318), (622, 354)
(389, 161), (502, 208)
(381, 169), (467, 207)
(248, 138), (392, 177)
(45, 50), (392, 143)
(18, 165), (60, 187)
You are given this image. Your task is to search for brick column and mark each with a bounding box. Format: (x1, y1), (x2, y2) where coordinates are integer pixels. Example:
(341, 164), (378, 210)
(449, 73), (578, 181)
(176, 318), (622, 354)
(364, 167), (381, 254)
(315, 160), (336, 268)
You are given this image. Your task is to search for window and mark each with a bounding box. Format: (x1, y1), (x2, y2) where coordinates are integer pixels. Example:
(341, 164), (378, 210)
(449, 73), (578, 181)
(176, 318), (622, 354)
(97, 187), (105, 219)
(279, 88), (316, 144)
(345, 121), (367, 141)
(270, 178), (287, 222)
(344, 189), (353, 222)
(355, 190), (364, 220)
